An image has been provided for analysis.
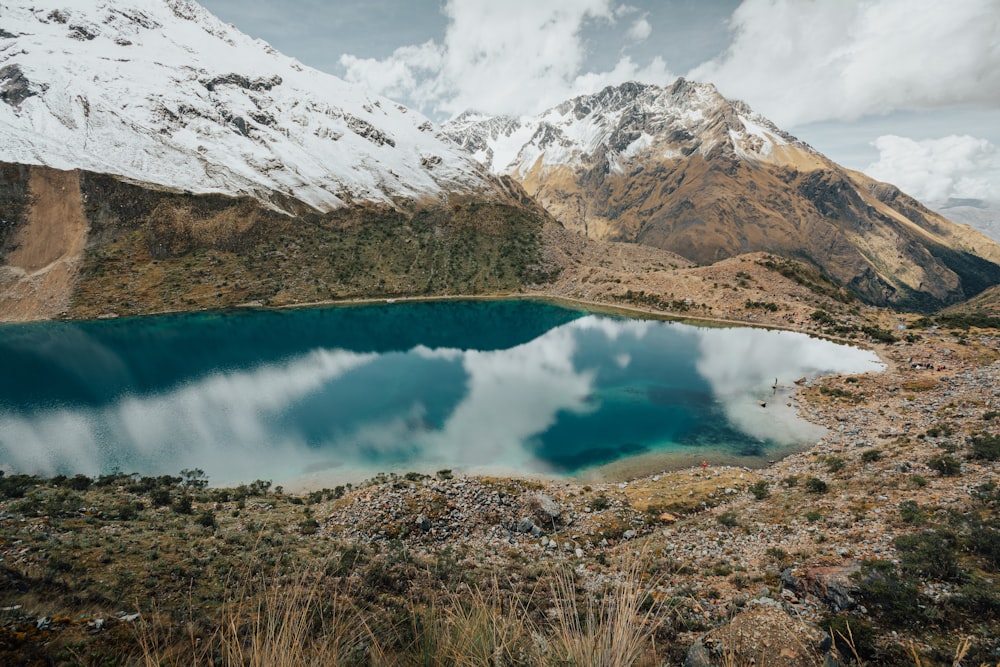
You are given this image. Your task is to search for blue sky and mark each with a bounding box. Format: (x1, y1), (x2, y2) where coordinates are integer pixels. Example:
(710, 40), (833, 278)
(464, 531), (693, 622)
(199, 0), (1000, 205)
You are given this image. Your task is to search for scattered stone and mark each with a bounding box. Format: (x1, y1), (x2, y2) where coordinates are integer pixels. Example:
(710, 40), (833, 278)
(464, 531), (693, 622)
(684, 606), (832, 667)
(515, 517), (535, 534)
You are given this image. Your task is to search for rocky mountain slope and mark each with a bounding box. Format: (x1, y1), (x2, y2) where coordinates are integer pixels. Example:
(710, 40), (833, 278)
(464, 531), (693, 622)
(445, 80), (1000, 311)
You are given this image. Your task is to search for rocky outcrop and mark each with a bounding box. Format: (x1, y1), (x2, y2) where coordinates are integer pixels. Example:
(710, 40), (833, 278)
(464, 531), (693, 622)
(684, 605), (834, 667)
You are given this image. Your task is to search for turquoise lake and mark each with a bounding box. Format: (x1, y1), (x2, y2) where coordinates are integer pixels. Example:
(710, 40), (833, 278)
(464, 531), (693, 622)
(0, 300), (882, 485)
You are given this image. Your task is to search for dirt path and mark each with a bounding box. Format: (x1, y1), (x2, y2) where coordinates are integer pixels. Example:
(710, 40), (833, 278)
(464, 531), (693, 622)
(0, 167), (89, 321)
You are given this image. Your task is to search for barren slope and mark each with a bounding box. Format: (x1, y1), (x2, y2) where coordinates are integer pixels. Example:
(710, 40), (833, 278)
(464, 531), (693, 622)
(0, 166), (88, 320)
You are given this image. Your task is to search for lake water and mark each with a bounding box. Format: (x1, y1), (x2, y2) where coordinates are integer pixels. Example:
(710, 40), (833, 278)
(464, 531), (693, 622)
(0, 300), (882, 486)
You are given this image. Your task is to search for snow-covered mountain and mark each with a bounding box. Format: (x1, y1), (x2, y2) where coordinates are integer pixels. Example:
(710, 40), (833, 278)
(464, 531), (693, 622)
(445, 79), (808, 178)
(443, 79), (1000, 310)
(0, 0), (499, 211)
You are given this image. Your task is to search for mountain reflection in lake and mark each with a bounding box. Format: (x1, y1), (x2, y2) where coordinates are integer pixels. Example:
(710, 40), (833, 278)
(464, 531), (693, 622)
(0, 301), (883, 484)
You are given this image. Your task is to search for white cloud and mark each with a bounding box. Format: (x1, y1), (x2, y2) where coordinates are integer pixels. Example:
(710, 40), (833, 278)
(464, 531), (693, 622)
(864, 134), (999, 203)
(339, 0), (674, 117)
(689, 0), (1000, 127)
(627, 16), (652, 42)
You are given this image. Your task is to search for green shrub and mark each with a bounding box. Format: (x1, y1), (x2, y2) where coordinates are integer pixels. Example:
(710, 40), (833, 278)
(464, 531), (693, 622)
(150, 488), (172, 507)
(824, 456), (845, 473)
(909, 474), (927, 488)
(804, 476), (828, 494)
(810, 309), (837, 325)
(968, 432), (1000, 461)
(925, 422), (954, 438)
(0, 472), (38, 498)
(824, 615), (877, 662)
(195, 510), (216, 530)
(966, 523), (1000, 568)
(717, 511), (739, 527)
(894, 530), (961, 580)
(172, 495), (193, 515)
(854, 561), (922, 627)
(748, 480), (770, 500)
(805, 510), (822, 522)
(860, 325), (898, 343)
(116, 502), (142, 521)
(927, 454), (962, 476)
(589, 495), (610, 511)
(897, 500), (926, 525)
(781, 475), (799, 487)
(860, 449), (882, 463)
(972, 481), (1000, 505)
(180, 468), (209, 490)
(766, 547), (790, 563)
(64, 474), (93, 491)
(951, 582), (1000, 616)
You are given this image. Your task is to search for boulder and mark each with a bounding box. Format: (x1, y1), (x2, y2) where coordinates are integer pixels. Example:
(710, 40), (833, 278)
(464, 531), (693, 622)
(528, 493), (562, 527)
(783, 563), (862, 613)
(684, 606), (833, 667)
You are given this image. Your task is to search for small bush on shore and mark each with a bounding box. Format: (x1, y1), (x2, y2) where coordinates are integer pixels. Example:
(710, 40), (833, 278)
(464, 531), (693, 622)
(804, 476), (828, 494)
(749, 480), (770, 499)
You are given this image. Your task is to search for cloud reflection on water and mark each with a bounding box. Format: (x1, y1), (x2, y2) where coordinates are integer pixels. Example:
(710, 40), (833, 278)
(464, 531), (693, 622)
(0, 314), (883, 484)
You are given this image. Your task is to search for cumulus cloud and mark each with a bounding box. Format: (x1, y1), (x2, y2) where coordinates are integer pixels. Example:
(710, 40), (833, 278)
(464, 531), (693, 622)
(864, 134), (999, 203)
(689, 0), (1000, 127)
(627, 16), (652, 41)
(339, 0), (673, 117)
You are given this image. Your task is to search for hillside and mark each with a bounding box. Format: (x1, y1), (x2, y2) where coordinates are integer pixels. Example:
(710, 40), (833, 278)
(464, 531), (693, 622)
(0, 163), (556, 321)
(445, 79), (1000, 312)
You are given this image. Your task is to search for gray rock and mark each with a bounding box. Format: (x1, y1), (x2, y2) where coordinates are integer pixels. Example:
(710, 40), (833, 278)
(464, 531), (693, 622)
(530, 493), (562, 525)
(415, 514), (431, 531)
(515, 517), (535, 533)
(623, 529), (637, 540)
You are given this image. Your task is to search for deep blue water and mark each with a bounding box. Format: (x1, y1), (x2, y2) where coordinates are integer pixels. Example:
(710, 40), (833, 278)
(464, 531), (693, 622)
(0, 300), (882, 484)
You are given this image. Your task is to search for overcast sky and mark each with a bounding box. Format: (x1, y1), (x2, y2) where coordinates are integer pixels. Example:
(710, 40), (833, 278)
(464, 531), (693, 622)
(199, 0), (1000, 205)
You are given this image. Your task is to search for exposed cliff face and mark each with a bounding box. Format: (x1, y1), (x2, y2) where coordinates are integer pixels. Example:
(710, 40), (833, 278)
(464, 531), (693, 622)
(445, 79), (1000, 311)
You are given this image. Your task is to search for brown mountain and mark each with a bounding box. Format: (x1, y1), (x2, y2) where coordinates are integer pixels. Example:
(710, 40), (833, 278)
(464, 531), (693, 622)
(444, 79), (1000, 311)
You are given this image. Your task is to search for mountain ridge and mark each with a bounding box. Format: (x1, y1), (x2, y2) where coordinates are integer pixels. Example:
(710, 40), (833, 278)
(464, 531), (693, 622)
(444, 79), (1000, 311)
(0, 0), (511, 212)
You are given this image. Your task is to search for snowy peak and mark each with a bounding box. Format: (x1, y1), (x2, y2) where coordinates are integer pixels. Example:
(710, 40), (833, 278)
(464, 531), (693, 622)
(443, 78), (812, 177)
(0, 0), (499, 211)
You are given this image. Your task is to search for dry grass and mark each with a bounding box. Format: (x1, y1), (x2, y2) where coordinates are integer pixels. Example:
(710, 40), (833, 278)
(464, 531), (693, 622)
(134, 564), (374, 666)
(544, 554), (662, 667)
(132, 552), (664, 666)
